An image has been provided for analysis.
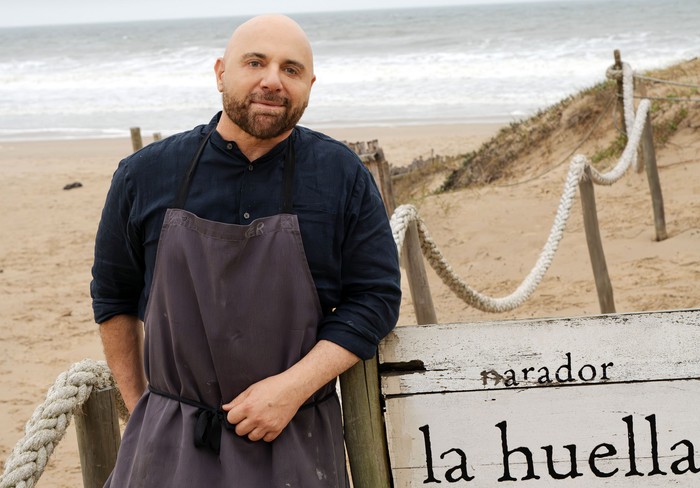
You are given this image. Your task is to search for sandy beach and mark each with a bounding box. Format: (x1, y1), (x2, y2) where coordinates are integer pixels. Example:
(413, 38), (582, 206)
(1, 118), (698, 486)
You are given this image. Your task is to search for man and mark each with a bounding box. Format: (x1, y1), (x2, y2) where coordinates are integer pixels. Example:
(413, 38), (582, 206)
(91, 14), (401, 487)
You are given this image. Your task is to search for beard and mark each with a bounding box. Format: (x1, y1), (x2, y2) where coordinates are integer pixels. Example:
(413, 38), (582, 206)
(222, 91), (307, 140)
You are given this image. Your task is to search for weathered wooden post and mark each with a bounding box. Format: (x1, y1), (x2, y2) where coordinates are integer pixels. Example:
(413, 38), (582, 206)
(152, 132), (162, 142)
(613, 50), (627, 139)
(74, 387), (121, 488)
(638, 86), (668, 241)
(130, 127), (143, 152)
(641, 116), (668, 242)
(340, 359), (393, 488)
(579, 166), (615, 314)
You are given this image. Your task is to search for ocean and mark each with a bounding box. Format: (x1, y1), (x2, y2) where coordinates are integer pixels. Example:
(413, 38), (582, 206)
(0, 0), (698, 141)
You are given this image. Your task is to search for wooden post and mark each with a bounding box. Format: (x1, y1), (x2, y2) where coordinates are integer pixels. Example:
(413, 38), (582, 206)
(579, 166), (615, 314)
(152, 132), (162, 142)
(403, 221), (437, 324)
(74, 387), (121, 488)
(613, 50), (627, 139)
(130, 127), (143, 152)
(340, 358), (393, 488)
(641, 115), (668, 241)
(638, 87), (668, 242)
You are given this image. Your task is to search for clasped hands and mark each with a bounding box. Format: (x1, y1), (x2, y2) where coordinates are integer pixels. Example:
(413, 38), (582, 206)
(222, 372), (307, 443)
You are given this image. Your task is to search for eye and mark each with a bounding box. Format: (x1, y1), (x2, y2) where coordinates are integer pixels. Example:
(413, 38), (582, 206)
(247, 60), (262, 68)
(283, 66), (301, 76)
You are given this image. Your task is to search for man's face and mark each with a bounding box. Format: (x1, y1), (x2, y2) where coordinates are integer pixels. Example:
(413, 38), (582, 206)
(215, 18), (316, 140)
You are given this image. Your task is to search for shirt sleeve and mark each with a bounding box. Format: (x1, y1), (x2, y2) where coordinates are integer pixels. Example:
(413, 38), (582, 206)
(317, 165), (402, 360)
(90, 159), (145, 323)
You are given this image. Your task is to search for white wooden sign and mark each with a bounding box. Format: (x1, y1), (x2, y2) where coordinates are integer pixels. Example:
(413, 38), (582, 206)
(379, 310), (700, 486)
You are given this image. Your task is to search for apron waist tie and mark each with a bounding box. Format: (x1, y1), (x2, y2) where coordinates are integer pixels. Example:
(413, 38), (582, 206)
(147, 384), (337, 455)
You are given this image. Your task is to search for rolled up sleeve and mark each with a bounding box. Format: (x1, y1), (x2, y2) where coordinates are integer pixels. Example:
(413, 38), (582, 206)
(91, 160), (145, 324)
(317, 166), (401, 360)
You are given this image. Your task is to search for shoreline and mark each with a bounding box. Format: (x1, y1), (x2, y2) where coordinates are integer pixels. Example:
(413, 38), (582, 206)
(0, 122), (506, 169)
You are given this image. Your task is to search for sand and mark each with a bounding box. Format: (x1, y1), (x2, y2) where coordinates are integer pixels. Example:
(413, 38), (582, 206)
(0, 120), (698, 487)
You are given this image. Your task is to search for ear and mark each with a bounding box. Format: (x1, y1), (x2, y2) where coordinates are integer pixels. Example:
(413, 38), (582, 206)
(310, 74), (316, 88)
(214, 57), (225, 92)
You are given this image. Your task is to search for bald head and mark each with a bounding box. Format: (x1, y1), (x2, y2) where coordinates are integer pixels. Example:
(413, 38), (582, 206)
(224, 15), (314, 78)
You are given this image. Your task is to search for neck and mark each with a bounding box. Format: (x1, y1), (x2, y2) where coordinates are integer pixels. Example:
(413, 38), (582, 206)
(216, 112), (292, 161)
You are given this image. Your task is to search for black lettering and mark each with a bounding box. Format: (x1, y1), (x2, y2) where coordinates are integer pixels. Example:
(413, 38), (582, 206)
(542, 444), (583, 479)
(419, 424), (441, 484)
(646, 414), (667, 476)
(496, 420), (540, 481)
(589, 443), (619, 477)
(503, 369), (518, 387)
(577, 364), (596, 381)
(440, 448), (474, 482)
(537, 366), (551, 384)
(670, 439), (700, 474)
(600, 361), (613, 380)
(555, 352), (574, 382)
(623, 415), (644, 477)
(522, 367), (535, 381)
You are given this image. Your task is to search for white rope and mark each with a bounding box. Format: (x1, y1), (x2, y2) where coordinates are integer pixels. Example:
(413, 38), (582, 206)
(0, 360), (124, 488)
(633, 74), (700, 90)
(393, 62), (650, 313)
(391, 154), (583, 312)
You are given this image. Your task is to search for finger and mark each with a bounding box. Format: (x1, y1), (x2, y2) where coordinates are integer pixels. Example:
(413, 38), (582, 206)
(262, 431), (279, 443)
(248, 428), (266, 442)
(222, 390), (247, 411)
(226, 406), (246, 425)
(234, 418), (254, 437)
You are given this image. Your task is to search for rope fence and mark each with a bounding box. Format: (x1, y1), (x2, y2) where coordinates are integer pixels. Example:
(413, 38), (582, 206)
(389, 61), (665, 313)
(633, 74), (700, 90)
(0, 360), (126, 488)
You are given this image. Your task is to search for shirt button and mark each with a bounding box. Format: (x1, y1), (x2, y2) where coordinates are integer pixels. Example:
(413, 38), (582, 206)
(243, 212), (250, 219)
(248, 164), (254, 171)
(226, 143), (233, 150)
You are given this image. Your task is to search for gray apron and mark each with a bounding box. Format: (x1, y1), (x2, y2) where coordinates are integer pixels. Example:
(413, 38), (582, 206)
(105, 130), (348, 487)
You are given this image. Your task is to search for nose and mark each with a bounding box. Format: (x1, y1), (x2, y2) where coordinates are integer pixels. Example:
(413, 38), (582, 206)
(260, 65), (282, 92)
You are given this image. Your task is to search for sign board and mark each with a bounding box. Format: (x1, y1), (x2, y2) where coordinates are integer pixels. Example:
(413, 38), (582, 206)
(379, 310), (700, 486)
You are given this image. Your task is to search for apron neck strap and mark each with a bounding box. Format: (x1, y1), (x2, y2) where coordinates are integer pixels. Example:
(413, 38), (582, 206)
(174, 129), (214, 210)
(281, 134), (295, 214)
(173, 129), (296, 213)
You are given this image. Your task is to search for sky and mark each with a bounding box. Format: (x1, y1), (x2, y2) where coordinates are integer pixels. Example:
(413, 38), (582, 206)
(1, 0), (572, 28)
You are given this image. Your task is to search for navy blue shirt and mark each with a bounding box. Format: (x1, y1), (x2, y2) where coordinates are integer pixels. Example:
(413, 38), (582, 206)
(91, 114), (401, 360)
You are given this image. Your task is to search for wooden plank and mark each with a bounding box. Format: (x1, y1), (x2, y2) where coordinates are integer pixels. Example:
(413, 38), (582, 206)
(385, 381), (700, 486)
(379, 309), (700, 486)
(380, 310), (700, 396)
